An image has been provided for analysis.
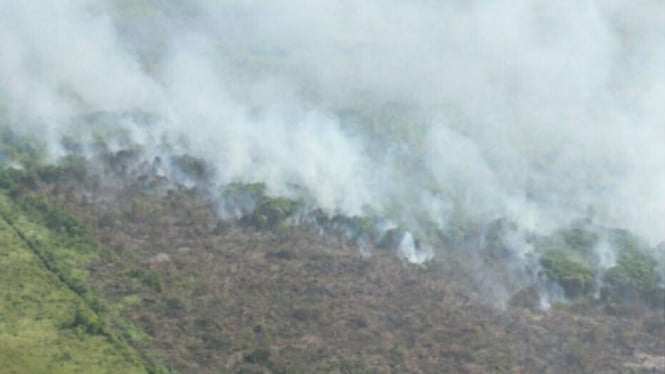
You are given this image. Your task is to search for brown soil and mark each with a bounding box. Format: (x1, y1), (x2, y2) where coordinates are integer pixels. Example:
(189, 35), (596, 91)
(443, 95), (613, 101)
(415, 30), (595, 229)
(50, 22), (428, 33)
(36, 170), (665, 374)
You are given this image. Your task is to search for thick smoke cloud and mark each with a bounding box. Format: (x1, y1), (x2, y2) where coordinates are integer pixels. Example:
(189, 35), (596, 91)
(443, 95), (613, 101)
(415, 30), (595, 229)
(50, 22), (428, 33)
(1, 0), (664, 246)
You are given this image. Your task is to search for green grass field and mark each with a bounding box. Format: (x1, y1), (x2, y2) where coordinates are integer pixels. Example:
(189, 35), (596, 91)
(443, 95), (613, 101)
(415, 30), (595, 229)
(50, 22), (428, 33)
(0, 194), (147, 374)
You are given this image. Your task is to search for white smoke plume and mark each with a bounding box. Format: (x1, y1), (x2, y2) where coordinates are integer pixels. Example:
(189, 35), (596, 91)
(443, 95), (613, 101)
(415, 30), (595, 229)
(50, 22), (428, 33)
(1, 0), (664, 249)
(397, 231), (433, 265)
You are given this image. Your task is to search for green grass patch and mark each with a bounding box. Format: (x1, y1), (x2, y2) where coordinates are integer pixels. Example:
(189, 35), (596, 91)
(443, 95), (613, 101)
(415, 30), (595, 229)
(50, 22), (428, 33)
(0, 210), (146, 373)
(0, 188), (171, 372)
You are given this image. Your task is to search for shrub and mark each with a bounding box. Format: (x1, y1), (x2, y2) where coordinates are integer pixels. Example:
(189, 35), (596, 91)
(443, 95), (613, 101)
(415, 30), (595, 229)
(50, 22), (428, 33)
(251, 196), (302, 229)
(170, 154), (212, 181)
(126, 268), (163, 292)
(601, 228), (662, 306)
(67, 306), (105, 335)
(603, 251), (659, 305)
(540, 250), (594, 298)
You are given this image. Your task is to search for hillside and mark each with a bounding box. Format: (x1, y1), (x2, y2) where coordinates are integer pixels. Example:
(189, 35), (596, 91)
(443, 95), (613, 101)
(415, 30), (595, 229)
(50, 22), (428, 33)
(1, 2), (665, 372)
(0, 142), (662, 373)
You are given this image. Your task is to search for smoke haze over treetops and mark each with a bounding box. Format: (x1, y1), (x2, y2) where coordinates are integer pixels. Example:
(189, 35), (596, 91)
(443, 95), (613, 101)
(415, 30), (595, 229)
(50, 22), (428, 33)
(1, 0), (664, 246)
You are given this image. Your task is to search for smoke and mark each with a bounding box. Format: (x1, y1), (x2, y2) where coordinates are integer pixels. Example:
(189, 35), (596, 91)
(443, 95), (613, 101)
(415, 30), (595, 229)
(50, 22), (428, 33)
(1, 0), (664, 250)
(397, 232), (433, 265)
